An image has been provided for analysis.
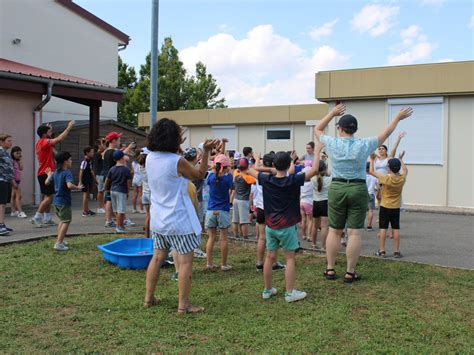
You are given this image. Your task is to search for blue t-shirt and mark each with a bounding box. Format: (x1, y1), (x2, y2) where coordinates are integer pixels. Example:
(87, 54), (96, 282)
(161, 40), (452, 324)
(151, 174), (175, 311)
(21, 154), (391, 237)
(206, 172), (233, 212)
(51, 169), (74, 206)
(320, 134), (379, 180)
(107, 165), (132, 193)
(294, 165), (303, 174)
(258, 172), (305, 229)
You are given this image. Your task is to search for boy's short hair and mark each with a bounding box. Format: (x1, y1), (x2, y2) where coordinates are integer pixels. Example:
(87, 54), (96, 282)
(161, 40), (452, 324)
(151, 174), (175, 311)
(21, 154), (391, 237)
(263, 153), (275, 168)
(83, 146), (93, 155)
(0, 133), (11, 142)
(243, 146), (253, 157)
(273, 151), (292, 171)
(55, 151), (71, 166)
(113, 150), (125, 161)
(388, 158), (401, 173)
(37, 124), (50, 138)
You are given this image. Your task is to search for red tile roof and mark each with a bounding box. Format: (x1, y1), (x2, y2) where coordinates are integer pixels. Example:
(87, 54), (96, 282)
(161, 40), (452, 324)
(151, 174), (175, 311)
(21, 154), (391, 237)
(55, 0), (130, 45)
(0, 58), (114, 88)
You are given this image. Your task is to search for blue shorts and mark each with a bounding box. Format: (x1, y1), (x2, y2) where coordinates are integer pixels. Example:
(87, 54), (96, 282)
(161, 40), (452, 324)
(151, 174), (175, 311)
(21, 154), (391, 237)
(152, 232), (201, 255)
(96, 175), (105, 192)
(368, 194), (376, 210)
(205, 210), (231, 229)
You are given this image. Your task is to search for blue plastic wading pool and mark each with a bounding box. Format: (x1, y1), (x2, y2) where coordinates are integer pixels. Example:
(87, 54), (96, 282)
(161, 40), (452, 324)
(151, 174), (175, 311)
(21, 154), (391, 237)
(97, 238), (154, 270)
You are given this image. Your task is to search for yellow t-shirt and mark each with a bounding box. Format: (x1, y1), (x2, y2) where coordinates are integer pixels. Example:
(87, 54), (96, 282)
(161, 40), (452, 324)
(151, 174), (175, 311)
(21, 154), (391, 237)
(187, 181), (199, 212)
(379, 174), (406, 209)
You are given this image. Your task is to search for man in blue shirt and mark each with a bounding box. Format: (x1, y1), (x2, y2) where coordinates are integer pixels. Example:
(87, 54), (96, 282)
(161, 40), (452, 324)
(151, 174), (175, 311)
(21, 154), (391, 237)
(315, 104), (413, 283)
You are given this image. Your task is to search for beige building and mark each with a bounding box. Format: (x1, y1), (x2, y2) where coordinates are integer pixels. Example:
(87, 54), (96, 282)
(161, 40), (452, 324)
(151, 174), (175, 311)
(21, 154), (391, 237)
(138, 61), (474, 211)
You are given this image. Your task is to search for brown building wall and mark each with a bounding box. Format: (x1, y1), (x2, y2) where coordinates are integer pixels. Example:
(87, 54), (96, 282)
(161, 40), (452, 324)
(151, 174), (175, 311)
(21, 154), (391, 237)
(0, 90), (41, 205)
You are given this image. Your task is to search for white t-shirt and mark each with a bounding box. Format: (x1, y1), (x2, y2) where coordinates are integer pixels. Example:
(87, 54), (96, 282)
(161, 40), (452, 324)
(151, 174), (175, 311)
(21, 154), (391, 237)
(300, 180), (313, 205)
(366, 174), (378, 195)
(254, 181), (264, 209)
(375, 158), (389, 175)
(311, 175), (332, 201)
(250, 183), (258, 204)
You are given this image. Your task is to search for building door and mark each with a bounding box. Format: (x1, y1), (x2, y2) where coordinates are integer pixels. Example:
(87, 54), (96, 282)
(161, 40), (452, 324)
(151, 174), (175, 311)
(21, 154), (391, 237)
(212, 125), (237, 151)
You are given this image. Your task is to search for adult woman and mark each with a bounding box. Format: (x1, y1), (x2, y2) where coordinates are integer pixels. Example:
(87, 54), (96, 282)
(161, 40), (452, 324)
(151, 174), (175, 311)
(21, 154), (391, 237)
(144, 118), (219, 314)
(314, 104), (412, 283)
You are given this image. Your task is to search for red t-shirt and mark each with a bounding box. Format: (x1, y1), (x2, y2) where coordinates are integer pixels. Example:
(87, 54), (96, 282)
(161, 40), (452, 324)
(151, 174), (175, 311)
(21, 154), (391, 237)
(36, 138), (55, 176)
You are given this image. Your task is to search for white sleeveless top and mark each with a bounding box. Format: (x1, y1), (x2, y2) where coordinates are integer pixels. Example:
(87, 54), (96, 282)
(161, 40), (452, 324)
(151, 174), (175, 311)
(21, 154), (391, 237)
(375, 158), (389, 175)
(146, 151), (202, 236)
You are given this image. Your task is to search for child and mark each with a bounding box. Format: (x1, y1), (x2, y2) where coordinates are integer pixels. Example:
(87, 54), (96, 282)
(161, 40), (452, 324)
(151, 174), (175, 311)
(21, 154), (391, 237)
(300, 161), (313, 242)
(79, 146), (96, 217)
(248, 144), (323, 303)
(370, 152), (408, 258)
(365, 161), (378, 231)
(105, 150), (132, 233)
(231, 158), (256, 239)
(0, 134), (14, 236)
(205, 154), (234, 271)
(94, 138), (106, 214)
(137, 149), (150, 237)
(131, 151), (144, 214)
(310, 161), (332, 251)
(45, 152), (83, 251)
(10, 146), (27, 218)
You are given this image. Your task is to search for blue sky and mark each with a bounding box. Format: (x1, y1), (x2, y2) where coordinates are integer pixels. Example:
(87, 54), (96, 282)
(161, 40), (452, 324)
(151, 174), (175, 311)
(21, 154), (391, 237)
(76, 0), (474, 106)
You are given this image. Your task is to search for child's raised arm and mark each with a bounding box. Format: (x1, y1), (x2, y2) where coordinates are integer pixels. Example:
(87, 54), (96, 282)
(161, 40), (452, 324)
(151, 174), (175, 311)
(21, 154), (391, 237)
(389, 131), (406, 158)
(178, 139), (220, 180)
(378, 108), (412, 145)
(369, 153), (381, 178)
(399, 151), (408, 176)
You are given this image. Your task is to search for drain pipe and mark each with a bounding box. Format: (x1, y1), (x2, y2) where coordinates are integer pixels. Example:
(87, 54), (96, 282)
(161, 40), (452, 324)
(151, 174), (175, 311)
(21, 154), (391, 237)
(33, 81), (53, 205)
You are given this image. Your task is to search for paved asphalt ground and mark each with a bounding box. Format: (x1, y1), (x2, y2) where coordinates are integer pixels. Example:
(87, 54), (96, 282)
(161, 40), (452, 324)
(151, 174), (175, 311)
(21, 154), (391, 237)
(1, 194), (473, 270)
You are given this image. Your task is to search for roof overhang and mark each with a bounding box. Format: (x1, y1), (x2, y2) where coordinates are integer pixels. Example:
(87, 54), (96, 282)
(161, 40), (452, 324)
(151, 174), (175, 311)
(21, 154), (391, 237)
(0, 71), (124, 105)
(316, 61), (474, 102)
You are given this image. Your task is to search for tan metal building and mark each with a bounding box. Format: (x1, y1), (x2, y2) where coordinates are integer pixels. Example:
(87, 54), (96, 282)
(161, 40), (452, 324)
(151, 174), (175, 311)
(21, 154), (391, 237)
(138, 61), (474, 211)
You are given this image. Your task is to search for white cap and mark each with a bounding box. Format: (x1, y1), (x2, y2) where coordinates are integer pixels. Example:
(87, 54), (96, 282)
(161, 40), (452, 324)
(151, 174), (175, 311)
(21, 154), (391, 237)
(141, 147), (151, 155)
(198, 142), (204, 151)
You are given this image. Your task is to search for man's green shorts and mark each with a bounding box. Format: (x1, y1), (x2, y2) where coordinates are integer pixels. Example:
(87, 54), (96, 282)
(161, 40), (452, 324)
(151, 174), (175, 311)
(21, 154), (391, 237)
(265, 225), (299, 252)
(54, 205), (72, 224)
(328, 181), (369, 230)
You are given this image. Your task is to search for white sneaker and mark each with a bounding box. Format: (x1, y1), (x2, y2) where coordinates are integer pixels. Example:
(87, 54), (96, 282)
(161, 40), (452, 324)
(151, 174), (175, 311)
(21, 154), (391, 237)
(115, 226), (127, 233)
(30, 218), (44, 228)
(139, 209), (146, 214)
(132, 209), (138, 214)
(54, 243), (69, 251)
(262, 288), (277, 300)
(284, 289), (307, 303)
(10, 211), (18, 217)
(97, 208), (106, 214)
(17, 212), (27, 218)
(124, 219), (135, 226)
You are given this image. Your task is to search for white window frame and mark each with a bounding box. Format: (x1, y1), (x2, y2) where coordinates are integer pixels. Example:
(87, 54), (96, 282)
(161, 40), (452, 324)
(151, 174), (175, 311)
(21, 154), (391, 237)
(266, 127), (292, 141)
(387, 96), (444, 165)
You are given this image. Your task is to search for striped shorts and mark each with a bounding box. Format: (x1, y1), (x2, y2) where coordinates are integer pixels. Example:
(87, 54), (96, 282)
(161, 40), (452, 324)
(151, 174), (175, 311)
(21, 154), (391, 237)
(151, 232), (201, 255)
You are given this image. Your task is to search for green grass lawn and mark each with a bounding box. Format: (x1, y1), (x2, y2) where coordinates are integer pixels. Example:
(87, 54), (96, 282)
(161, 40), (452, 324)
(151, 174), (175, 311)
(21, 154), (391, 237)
(0, 234), (473, 353)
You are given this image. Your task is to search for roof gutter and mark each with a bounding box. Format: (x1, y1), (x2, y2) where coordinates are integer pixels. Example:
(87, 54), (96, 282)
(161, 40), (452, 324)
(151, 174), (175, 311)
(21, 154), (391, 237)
(35, 80), (53, 111)
(0, 71), (125, 94)
(118, 44), (127, 51)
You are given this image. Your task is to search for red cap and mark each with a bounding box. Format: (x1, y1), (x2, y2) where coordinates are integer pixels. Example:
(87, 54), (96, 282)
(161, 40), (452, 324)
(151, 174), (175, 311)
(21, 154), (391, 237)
(105, 132), (122, 142)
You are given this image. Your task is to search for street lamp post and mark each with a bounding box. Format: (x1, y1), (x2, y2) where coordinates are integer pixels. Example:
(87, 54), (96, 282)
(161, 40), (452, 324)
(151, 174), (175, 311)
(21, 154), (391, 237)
(150, 0), (159, 128)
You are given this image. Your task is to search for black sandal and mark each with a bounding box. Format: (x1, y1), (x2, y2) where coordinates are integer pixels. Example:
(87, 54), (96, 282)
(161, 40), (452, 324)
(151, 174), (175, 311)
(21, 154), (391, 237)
(343, 272), (361, 284)
(324, 268), (336, 280)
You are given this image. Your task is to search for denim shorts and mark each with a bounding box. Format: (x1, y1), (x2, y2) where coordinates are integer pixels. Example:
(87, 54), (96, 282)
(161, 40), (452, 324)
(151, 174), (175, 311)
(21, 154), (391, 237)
(368, 194), (376, 210)
(111, 191), (127, 214)
(232, 199), (250, 224)
(96, 175), (105, 192)
(205, 210), (231, 229)
(142, 191), (150, 205)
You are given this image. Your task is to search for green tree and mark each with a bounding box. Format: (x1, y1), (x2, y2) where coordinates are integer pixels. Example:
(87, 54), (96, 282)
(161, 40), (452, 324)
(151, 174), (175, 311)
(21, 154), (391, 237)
(118, 37), (226, 128)
(117, 56), (138, 126)
(185, 62), (226, 109)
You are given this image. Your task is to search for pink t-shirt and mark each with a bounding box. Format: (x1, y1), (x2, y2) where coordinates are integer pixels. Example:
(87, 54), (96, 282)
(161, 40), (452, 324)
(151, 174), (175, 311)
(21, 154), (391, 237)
(13, 160), (22, 182)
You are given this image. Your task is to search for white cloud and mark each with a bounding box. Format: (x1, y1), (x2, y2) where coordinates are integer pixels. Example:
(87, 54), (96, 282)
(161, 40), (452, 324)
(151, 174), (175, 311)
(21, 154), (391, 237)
(388, 25), (435, 65)
(469, 15), (474, 29)
(436, 58), (454, 63)
(309, 19), (339, 40)
(180, 25), (349, 107)
(351, 4), (400, 37)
